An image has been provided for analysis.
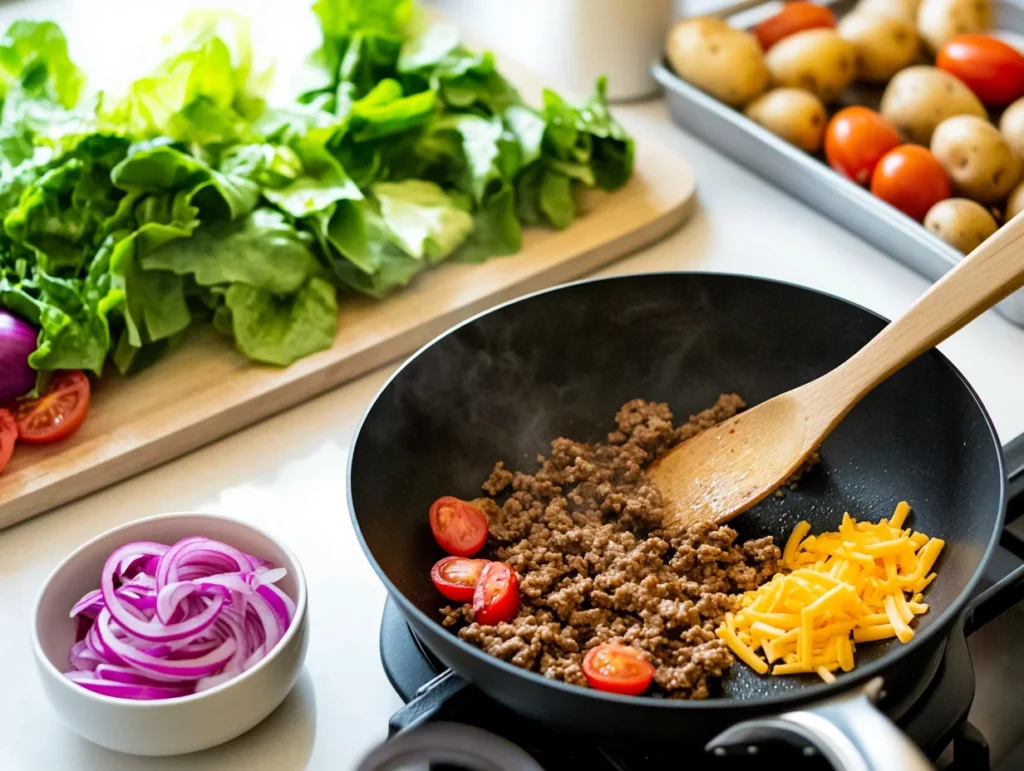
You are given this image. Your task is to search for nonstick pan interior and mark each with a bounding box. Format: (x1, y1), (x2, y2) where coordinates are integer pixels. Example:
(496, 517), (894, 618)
(349, 273), (1005, 706)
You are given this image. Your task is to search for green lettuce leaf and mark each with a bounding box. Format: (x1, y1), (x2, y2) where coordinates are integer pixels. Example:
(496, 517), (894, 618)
(315, 198), (425, 298)
(373, 179), (472, 261)
(261, 136), (361, 218)
(541, 77), (633, 191)
(0, 20), (85, 108)
(141, 207), (319, 294)
(453, 183), (520, 263)
(539, 170), (574, 230)
(4, 155), (124, 274)
(219, 143), (302, 188)
(103, 12), (262, 146)
(221, 275), (337, 366)
(397, 24), (519, 114)
(312, 0), (413, 84)
(112, 143), (259, 220)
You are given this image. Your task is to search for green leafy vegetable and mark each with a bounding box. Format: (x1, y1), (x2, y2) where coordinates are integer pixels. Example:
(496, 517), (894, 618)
(373, 180), (473, 260)
(0, 0), (634, 390)
(141, 208), (320, 294)
(0, 21), (84, 108)
(221, 276), (337, 366)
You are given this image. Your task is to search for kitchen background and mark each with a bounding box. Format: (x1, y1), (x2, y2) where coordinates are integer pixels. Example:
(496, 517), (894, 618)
(2, 0), (1024, 769)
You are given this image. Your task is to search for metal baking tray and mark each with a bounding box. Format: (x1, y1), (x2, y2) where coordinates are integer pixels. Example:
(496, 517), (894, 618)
(653, 0), (1024, 327)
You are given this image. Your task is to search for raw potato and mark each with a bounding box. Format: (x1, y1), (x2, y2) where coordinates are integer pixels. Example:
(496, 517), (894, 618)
(880, 66), (986, 144)
(744, 88), (828, 152)
(838, 12), (920, 82)
(999, 97), (1024, 160)
(916, 0), (991, 53)
(765, 29), (857, 103)
(923, 198), (998, 252)
(665, 18), (769, 107)
(854, 0), (922, 23)
(931, 115), (1021, 203)
(1006, 180), (1024, 219)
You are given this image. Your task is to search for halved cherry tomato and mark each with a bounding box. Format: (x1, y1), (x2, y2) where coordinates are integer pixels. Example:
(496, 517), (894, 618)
(429, 496), (489, 556)
(431, 556), (491, 602)
(582, 644), (656, 696)
(0, 409), (17, 474)
(472, 562), (519, 625)
(825, 107), (903, 186)
(870, 145), (951, 221)
(937, 34), (1024, 105)
(13, 370), (90, 444)
(754, 2), (836, 51)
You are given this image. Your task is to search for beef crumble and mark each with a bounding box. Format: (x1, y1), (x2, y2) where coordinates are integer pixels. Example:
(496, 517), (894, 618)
(440, 395), (793, 699)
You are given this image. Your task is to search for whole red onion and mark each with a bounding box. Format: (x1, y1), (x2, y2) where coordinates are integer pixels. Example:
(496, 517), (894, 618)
(0, 309), (37, 401)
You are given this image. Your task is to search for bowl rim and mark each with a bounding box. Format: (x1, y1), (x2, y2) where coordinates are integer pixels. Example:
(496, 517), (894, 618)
(31, 511), (308, 708)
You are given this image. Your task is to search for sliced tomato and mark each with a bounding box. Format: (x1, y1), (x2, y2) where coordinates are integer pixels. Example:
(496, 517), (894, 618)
(754, 2), (836, 51)
(13, 370), (90, 444)
(937, 34), (1024, 105)
(429, 496), (489, 557)
(472, 562), (519, 625)
(431, 556), (490, 602)
(582, 644), (656, 696)
(0, 409), (16, 474)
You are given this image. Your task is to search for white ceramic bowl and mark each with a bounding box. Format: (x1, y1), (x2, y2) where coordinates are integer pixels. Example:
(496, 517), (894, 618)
(31, 512), (309, 756)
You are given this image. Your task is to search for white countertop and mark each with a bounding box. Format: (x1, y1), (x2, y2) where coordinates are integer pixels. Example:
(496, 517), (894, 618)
(4, 2), (1024, 770)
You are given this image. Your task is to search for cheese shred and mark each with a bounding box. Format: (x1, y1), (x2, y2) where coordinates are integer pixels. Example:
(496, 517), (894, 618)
(717, 502), (942, 684)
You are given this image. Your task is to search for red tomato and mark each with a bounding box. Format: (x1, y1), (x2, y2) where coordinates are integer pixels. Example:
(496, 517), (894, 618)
(13, 371), (90, 444)
(583, 644), (656, 696)
(870, 145), (951, 221)
(825, 107), (903, 186)
(937, 34), (1024, 105)
(0, 409), (16, 474)
(754, 2), (836, 50)
(431, 556), (490, 602)
(429, 496), (489, 556)
(472, 562), (519, 625)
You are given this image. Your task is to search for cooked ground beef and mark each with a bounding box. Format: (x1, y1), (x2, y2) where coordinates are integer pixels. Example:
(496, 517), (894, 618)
(440, 395), (793, 699)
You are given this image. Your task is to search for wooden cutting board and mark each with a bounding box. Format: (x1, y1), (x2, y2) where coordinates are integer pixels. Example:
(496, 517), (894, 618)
(0, 61), (697, 531)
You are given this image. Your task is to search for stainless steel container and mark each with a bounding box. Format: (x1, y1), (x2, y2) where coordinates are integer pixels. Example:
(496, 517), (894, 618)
(654, 0), (1024, 327)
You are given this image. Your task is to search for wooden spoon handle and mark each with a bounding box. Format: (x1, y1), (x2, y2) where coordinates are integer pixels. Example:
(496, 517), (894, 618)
(819, 211), (1024, 409)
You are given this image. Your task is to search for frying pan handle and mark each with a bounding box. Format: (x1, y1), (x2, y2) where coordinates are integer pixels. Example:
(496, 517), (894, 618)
(706, 677), (933, 771)
(354, 721), (546, 771)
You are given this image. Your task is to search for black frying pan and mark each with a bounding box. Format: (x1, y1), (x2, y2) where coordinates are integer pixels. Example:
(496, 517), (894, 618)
(348, 273), (1012, 770)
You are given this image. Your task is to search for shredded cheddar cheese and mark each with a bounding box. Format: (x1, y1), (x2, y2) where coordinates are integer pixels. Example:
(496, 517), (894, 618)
(715, 502), (942, 683)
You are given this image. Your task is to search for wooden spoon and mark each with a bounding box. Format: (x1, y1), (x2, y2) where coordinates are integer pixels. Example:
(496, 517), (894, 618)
(650, 211), (1024, 535)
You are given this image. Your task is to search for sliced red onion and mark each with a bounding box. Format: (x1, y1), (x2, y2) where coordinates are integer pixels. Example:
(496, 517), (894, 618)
(255, 567), (287, 586)
(65, 672), (192, 700)
(71, 589), (103, 619)
(156, 538), (254, 590)
(93, 664), (173, 686)
(65, 535), (295, 701)
(101, 551), (225, 641)
(113, 542), (169, 578)
(96, 608), (238, 680)
(155, 581), (204, 625)
(69, 640), (102, 672)
(257, 583), (295, 625)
